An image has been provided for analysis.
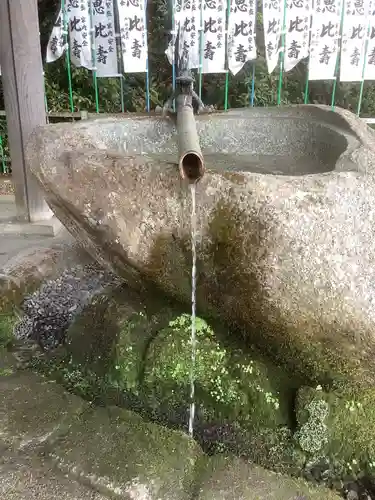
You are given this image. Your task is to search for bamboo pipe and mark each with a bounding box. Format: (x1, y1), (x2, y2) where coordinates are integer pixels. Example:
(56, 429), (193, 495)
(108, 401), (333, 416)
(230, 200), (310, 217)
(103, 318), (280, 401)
(175, 93), (205, 184)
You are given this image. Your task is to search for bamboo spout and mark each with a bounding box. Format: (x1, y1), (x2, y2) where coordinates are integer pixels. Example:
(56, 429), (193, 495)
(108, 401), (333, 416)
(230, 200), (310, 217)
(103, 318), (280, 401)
(176, 93), (205, 184)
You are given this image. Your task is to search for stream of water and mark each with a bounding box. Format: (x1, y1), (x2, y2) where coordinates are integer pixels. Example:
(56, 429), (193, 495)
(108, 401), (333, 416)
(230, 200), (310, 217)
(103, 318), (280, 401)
(188, 183), (197, 437)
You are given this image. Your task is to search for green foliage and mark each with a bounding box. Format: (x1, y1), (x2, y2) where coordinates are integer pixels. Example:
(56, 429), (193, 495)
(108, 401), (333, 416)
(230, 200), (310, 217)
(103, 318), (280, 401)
(144, 313), (291, 429)
(0, 314), (16, 349)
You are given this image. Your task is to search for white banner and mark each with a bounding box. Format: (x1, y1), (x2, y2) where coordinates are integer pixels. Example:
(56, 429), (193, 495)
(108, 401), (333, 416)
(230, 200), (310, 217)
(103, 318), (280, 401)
(364, 1), (375, 79)
(202, 0), (226, 73)
(263, 0), (283, 74)
(340, 0), (370, 81)
(117, 0), (148, 73)
(92, 0), (119, 76)
(177, 0), (200, 69)
(46, 9), (66, 63)
(66, 0), (92, 68)
(227, 0), (257, 75)
(308, 0), (343, 80)
(284, 0), (312, 72)
(165, 0), (182, 65)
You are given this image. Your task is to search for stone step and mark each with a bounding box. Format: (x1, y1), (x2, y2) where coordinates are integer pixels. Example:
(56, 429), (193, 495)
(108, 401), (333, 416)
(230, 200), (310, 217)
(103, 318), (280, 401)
(0, 452), (108, 500)
(0, 355), (342, 500)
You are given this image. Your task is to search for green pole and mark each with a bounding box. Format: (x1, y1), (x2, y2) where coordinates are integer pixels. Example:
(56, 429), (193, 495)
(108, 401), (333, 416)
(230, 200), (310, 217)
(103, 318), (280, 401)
(304, 74), (309, 104)
(331, 0), (345, 111)
(277, 0), (287, 106)
(89, 0), (100, 113)
(120, 76), (125, 113)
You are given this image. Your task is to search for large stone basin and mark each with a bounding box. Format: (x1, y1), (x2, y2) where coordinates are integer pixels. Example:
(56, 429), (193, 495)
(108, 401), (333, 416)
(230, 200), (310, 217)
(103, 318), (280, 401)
(26, 105), (375, 385)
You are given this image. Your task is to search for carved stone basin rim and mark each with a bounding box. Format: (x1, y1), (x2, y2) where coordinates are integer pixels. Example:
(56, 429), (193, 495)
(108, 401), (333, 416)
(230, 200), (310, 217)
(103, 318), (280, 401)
(42, 104), (367, 177)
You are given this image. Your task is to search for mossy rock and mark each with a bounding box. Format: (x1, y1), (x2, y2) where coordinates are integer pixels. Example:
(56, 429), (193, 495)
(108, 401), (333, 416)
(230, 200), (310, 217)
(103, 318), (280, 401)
(143, 313), (294, 431)
(295, 384), (375, 475)
(65, 283), (185, 387)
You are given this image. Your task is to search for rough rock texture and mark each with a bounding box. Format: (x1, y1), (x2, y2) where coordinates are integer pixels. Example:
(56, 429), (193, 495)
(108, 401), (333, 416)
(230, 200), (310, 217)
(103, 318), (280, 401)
(26, 105), (375, 385)
(196, 455), (341, 499)
(0, 234), (91, 314)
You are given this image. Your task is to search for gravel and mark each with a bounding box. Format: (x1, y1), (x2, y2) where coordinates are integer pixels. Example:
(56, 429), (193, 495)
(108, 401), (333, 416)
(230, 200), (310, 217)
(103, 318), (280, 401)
(14, 263), (118, 351)
(0, 176), (14, 195)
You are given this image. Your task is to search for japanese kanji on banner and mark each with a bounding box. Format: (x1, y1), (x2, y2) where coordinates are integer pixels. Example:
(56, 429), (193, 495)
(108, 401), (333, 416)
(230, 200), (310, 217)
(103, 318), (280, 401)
(92, 0), (119, 76)
(117, 0), (148, 73)
(340, 0), (370, 81)
(263, 0), (283, 74)
(227, 0), (257, 75)
(177, 0), (200, 69)
(202, 0), (226, 73)
(46, 0), (119, 77)
(46, 9), (66, 63)
(364, 0), (375, 79)
(67, 0), (92, 69)
(308, 0), (343, 80)
(284, 0), (312, 72)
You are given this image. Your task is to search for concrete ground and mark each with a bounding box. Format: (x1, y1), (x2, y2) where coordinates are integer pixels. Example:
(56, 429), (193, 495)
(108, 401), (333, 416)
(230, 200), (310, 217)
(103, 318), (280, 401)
(0, 194), (67, 268)
(0, 195), (62, 239)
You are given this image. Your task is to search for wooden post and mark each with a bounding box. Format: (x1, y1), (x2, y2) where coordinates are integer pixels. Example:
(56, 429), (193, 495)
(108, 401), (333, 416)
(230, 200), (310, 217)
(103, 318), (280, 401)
(0, 0), (52, 222)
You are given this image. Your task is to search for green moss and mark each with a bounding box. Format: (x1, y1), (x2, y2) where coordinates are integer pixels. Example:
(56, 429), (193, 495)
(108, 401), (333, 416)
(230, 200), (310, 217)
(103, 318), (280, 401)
(295, 384), (375, 476)
(0, 313), (17, 348)
(110, 310), (151, 393)
(0, 367), (14, 376)
(143, 313), (292, 430)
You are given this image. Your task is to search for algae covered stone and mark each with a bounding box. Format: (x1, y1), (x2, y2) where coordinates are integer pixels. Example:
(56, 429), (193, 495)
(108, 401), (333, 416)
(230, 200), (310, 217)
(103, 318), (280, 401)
(196, 455), (341, 499)
(65, 283), (183, 385)
(143, 313), (294, 430)
(295, 385), (375, 475)
(51, 405), (203, 500)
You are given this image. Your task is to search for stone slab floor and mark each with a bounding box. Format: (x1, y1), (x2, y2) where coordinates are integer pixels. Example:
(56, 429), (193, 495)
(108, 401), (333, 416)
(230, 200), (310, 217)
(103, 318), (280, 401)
(0, 347), (341, 500)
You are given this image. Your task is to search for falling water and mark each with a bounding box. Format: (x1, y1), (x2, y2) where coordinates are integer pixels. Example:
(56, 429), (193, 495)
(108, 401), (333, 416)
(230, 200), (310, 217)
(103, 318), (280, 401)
(188, 182), (197, 437)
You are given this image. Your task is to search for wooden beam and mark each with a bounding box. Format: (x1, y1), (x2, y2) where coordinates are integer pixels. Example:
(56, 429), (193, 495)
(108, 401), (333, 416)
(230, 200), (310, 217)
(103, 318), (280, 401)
(0, 0), (52, 222)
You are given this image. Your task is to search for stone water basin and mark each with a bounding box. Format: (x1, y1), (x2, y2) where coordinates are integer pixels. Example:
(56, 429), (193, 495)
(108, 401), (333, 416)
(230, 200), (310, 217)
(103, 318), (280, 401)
(69, 105), (357, 175)
(26, 105), (375, 387)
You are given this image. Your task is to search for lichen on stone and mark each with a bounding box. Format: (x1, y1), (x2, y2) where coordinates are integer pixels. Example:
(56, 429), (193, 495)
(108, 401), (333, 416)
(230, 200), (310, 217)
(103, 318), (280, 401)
(295, 398), (329, 454)
(295, 384), (375, 476)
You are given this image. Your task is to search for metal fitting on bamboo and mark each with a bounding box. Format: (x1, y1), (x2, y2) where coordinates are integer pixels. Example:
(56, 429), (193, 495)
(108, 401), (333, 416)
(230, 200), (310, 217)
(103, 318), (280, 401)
(176, 93), (205, 184)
